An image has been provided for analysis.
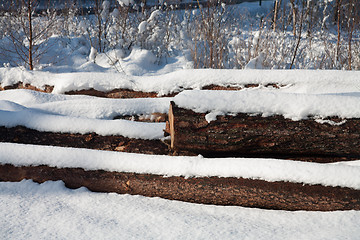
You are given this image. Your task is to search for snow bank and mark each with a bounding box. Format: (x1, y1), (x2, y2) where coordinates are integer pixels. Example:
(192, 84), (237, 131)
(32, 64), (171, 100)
(1, 68), (359, 96)
(1, 180), (359, 240)
(1, 143), (360, 190)
(174, 90), (360, 121)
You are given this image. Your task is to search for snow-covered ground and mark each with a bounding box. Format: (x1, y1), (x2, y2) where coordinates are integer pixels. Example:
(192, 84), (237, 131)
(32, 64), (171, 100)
(1, 180), (359, 240)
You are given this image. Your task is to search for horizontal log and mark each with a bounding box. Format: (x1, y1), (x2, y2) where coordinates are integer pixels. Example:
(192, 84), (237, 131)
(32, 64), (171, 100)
(0, 126), (169, 155)
(0, 82), (53, 93)
(202, 83), (284, 90)
(65, 88), (162, 98)
(113, 112), (167, 122)
(1, 83), (285, 98)
(169, 101), (360, 161)
(1, 163), (360, 211)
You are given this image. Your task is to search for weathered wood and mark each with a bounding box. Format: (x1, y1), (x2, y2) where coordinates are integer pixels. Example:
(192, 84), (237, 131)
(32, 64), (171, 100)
(1, 163), (360, 211)
(169, 101), (360, 161)
(0, 126), (196, 156)
(169, 102), (175, 149)
(113, 112), (167, 122)
(0, 126), (169, 155)
(0, 82), (53, 92)
(1, 83), (286, 98)
(65, 88), (162, 98)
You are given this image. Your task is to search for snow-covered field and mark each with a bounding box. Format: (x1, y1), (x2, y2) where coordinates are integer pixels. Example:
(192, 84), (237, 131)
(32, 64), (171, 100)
(1, 180), (360, 240)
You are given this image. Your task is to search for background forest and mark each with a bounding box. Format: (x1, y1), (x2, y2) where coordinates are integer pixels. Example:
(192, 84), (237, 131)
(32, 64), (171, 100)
(0, 0), (359, 71)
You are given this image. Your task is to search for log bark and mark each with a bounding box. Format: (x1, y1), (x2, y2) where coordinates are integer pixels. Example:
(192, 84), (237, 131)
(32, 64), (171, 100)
(0, 126), (169, 155)
(167, 101), (360, 161)
(1, 163), (360, 211)
(0, 82), (53, 93)
(1, 83), (284, 98)
(65, 88), (162, 98)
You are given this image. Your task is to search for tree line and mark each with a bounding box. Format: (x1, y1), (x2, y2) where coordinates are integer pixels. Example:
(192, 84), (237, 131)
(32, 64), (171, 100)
(0, 0), (359, 70)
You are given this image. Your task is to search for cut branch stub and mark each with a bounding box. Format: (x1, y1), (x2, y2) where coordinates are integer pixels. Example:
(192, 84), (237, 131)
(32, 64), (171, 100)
(169, 101), (175, 149)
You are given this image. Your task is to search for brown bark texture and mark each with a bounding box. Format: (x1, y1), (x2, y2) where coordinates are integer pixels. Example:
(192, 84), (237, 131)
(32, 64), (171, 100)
(0, 83), (285, 98)
(0, 82), (54, 93)
(1, 163), (359, 211)
(0, 126), (170, 155)
(167, 102), (360, 161)
(65, 88), (161, 98)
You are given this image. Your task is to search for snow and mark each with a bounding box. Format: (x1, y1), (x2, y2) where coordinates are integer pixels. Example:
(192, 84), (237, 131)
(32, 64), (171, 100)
(88, 47), (97, 63)
(253, 30), (260, 47)
(117, 0), (134, 7)
(138, 21), (148, 34)
(245, 53), (265, 69)
(1, 142), (360, 190)
(174, 90), (360, 121)
(120, 48), (159, 75)
(1, 180), (359, 240)
(147, 10), (161, 23)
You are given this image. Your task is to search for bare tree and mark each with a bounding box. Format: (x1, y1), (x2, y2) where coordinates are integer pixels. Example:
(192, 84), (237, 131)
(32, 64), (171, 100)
(0, 0), (56, 70)
(345, 0), (359, 70)
(290, 0), (305, 69)
(335, 0), (343, 65)
(273, 0), (281, 31)
(188, 0), (228, 69)
(289, 0), (297, 37)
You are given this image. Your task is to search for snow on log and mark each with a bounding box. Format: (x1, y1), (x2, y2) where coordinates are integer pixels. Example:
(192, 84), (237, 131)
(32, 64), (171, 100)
(167, 90), (360, 160)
